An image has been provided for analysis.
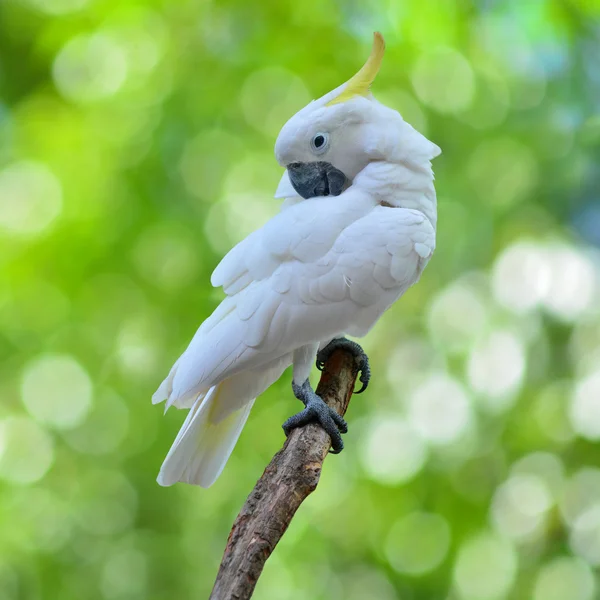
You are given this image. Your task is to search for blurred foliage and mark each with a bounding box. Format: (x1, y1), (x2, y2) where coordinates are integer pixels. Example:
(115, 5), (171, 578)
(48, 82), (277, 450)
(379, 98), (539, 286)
(1, 0), (600, 599)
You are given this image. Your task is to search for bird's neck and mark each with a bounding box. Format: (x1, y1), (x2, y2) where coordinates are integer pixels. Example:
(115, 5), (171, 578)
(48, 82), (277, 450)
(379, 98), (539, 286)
(352, 161), (438, 228)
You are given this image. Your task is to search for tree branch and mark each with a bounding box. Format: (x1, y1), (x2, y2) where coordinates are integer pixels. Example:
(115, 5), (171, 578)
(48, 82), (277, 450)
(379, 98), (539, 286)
(209, 349), (359, 600)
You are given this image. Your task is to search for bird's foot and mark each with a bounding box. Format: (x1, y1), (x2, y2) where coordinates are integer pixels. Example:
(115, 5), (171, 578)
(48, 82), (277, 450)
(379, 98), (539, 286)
(282, 379), (347, 454)
(316, 337), (371, 394)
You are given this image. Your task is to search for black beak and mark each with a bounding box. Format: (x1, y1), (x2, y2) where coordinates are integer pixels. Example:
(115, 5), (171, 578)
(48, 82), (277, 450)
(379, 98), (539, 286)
(287, 161), (348, 200)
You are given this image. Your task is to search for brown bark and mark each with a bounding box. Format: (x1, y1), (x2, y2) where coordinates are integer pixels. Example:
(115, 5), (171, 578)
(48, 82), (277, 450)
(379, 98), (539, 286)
(209, 348), (359, 600)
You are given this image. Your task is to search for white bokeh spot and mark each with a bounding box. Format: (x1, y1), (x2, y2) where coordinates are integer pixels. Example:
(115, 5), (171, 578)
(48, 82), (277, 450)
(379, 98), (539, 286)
(542, 244), (596, 321)
(492, 240), (597, 321)
(0, 417), (54, 485)
(510, 452), (565, 497)
(407, 373), (472, 445)
(570, 505), (600, 566)
(491, 474), (552, 542)
(53, 33), (128, 103)
(360, 416), (427, 485)
(569, 371), (600, 441)
(0, 161), (63, 236)
(453, 531), (517, 600)
(21, 354), (93, 430)
(385, 512), (451, 575)
(467, 330), (526, 411)
(412, 48), (475, 114)
(427, 280), (488, 352)
(533, 557), (595, 600)
(492, 241), (551, 313)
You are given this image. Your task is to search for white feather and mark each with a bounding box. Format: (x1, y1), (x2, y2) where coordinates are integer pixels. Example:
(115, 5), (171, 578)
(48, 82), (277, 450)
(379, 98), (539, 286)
(157, 385), (253, 487)
(158, 357), (291, 487)
(274, 169), (299, 199)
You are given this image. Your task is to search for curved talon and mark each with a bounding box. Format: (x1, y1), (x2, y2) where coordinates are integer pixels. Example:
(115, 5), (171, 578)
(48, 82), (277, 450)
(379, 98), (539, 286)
(355, 379), (368, 394)
(354, 361), (371, 394)
(317, 337), (371, 393)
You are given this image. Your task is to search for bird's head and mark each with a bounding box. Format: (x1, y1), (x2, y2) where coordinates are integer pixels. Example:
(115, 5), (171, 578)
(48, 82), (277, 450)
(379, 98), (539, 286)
(274, 32), (441, 199)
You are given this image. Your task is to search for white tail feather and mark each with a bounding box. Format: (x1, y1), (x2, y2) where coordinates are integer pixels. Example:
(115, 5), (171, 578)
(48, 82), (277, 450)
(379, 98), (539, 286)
(153, 357), (206, 412)
(157, 384), (254, 488)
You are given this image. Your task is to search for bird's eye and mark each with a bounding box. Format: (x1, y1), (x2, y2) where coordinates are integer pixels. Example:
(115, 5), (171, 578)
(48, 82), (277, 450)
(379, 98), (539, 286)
(310, 132), (329, 154)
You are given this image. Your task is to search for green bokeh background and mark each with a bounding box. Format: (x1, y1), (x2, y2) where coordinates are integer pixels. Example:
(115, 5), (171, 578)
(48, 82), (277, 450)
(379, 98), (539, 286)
(1, 1), (600, 599)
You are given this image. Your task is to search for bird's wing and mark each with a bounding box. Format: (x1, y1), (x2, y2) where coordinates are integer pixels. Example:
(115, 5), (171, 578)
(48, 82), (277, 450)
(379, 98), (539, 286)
(257, 205), (436, 342)
(330, 204), (436, 305)
(210, 191), (374, 296)
(328, 205), (436, 336)
(163, 203), (434, 405)
(157, 190), (374, 404)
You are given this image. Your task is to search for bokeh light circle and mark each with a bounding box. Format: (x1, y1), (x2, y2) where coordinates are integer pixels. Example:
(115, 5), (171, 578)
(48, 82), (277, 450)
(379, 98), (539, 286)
(532, 557), (595, 600)
(427, 280), (488, 352)
(491, 474), (552, 541)
(570, 371), (600, 441)
(0, 161), (63, 236)
(53, 33), (128, 103)
(467, 330), (526, 410)
(453, 532), (517, 600)
(0, 417), (54, 485)
(240, 68), (311, 137)
(492, 241), (597, 321)
(360, 416), (427, 485)
(492, 241), (550, 313)
(341, 567), (398, 600)
(542, 244), (597, 321)
(21, 354), (93, 430)
(511, 452), (565, 497)
(407, 373), (471, 445)
(570, 505), (600, 566)
(411, 48), (475, 114)
(385, 512), (451, 575)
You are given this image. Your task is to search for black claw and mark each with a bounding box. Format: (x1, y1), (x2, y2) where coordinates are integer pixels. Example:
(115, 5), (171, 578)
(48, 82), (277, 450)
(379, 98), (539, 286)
(283, 379), (347, 454)
(316, 337), (371, 393)
(355, 382), (368, 394)
(355, 363), (371, 394)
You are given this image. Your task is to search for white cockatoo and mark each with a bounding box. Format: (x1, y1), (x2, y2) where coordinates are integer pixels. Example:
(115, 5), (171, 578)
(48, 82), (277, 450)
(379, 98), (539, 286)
(154, 32), (441, 487)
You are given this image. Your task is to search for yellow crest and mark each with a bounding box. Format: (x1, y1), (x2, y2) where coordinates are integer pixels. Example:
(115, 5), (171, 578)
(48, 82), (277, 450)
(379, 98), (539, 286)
(326, 32), (385, 106)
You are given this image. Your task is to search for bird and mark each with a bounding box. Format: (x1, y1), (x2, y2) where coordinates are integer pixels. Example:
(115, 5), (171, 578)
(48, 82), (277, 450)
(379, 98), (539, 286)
(153, 32), (441, 487)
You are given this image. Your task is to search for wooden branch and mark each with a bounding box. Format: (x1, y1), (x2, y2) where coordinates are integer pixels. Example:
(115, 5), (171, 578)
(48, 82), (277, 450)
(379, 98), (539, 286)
(209, 349), (359, 600)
